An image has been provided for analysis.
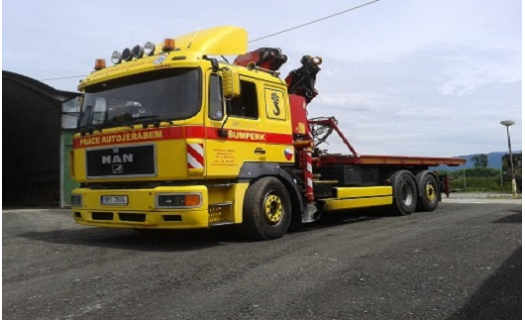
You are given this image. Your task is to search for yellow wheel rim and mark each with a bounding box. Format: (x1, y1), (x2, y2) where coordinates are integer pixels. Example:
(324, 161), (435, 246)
(426, 183), (436, 202)
(264, 194), (283, 224)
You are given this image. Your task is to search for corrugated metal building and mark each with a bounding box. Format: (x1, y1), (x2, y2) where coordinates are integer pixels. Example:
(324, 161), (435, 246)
(3, 70), (81, 207)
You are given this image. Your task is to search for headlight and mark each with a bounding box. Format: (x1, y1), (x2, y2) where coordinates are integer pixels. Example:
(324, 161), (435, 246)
(156, 193), (202, 208)
(71, 194), (83, 207)
(132, 45), (144, 59)
(122, 48), (132, 61)
(111, 50), (122, 64)
(144, 41), (156, 56)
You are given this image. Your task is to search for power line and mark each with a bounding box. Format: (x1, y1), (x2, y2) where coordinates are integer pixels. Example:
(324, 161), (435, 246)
(40, 1), (380, 82)
(249, 0), (381, 43)
(40, 75), (86, 81)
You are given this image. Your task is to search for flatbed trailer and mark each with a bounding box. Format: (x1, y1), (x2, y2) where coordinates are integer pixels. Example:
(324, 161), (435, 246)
(318, 154), (466, 166)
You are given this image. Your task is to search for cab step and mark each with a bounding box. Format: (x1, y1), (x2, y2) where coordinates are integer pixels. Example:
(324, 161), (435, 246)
(209, 221), (235, 227)
(313, 180), (338, 198)
(209, 201), (234, 207)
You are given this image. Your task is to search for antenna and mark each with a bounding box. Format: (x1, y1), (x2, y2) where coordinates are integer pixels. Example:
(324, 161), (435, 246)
(187, 26), (202, 49)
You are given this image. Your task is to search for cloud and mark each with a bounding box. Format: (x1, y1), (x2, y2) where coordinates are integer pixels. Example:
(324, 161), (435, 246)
(433, 47), (521, 96)
(2, 0), (521, 158)
(306, 45), (522, 157)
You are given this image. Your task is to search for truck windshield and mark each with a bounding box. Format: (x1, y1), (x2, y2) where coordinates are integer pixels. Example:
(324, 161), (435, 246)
(78, 68), (201, 129)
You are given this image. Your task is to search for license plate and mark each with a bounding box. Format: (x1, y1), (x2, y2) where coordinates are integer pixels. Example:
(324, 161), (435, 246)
(101, 195), (128, 206)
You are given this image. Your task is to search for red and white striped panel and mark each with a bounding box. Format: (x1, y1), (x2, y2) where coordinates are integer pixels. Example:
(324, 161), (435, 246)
(304, 150), (314, 202)
(187, 143), (204, 169)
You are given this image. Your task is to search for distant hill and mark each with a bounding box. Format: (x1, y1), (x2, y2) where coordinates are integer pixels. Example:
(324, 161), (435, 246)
(431, 151), (522, 172)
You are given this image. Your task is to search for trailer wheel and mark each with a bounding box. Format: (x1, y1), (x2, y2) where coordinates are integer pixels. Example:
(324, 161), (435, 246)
(236, 177), (291, 240)
(390, 170), (417, 216)
(416, 172), (439, 212)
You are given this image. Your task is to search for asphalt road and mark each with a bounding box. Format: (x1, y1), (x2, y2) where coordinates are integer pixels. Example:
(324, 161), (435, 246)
(3, 197), (522, 320)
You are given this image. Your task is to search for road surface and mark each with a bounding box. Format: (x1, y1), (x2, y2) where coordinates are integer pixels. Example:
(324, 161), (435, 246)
(3, 196), (521, 319)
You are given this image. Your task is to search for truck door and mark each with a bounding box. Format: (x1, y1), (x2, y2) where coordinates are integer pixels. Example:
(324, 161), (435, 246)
(205, 73), (294, 179)
(205, 75), (263, 178)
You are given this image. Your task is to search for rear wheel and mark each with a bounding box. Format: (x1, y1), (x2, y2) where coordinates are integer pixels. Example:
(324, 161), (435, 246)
(416, 172), (439, 212)
(389, 170), (417, 216)
(236, 177), (291, 240)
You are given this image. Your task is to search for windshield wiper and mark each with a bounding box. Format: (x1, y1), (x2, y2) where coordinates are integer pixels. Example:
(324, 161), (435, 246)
(78, 116), (172, 134)
(77, 125), (104, 135)
(125, 115), (174, 128)
(131, 115), (162, 121)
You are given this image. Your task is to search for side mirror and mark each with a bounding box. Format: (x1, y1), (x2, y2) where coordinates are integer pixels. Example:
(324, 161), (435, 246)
(210, 58), (219, 72)
(221, 68), (241, 98)
(217, 100), (233, 139)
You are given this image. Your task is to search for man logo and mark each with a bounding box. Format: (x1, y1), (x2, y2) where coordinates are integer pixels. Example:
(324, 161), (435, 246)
(102, 154), (133, 164)
(112, 164), (123, 174)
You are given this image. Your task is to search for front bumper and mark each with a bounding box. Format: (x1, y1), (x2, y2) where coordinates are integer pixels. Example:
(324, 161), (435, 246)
(71, 185), (211, 229)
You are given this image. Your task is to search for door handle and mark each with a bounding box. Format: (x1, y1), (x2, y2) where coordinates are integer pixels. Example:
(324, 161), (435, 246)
(254, 148), (266, 155)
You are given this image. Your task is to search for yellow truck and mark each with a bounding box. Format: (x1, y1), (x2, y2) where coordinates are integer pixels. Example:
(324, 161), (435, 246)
(70, 26), (465, 240)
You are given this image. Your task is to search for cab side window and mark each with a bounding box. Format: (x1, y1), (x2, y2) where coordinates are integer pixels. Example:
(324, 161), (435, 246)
(209, 74), (224, 120)
(230, 81), (258, 119)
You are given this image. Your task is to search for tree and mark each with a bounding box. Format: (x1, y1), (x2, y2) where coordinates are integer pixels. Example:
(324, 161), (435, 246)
(471, 154), (488, 168)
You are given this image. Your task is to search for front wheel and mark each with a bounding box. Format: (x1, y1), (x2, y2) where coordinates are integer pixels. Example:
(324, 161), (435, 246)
(236, 177), (291, 240)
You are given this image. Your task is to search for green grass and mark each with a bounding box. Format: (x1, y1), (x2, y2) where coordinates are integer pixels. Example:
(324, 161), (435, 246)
(441, 168), (520, 193)
(449, 177), (510, 192)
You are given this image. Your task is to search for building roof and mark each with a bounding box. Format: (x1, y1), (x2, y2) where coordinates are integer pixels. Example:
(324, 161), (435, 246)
(3, 70), (79, 103)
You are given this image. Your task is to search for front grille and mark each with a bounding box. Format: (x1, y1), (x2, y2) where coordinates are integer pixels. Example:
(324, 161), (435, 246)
(86, 145), (156, 178)
(92, 212), (114, 220)
(119, 213), (146, 222)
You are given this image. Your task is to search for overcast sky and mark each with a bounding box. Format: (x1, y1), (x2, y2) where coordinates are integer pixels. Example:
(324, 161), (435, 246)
(3, 0), (522, 157)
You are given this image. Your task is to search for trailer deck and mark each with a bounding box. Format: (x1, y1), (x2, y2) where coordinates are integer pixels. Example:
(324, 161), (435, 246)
(317, 154), (465, 167)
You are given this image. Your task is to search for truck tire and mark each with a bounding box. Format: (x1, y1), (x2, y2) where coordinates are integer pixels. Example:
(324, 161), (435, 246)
(415, 172), (439, 212)
(236, 177), (291, 240)
(389, 170), (417, 216)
